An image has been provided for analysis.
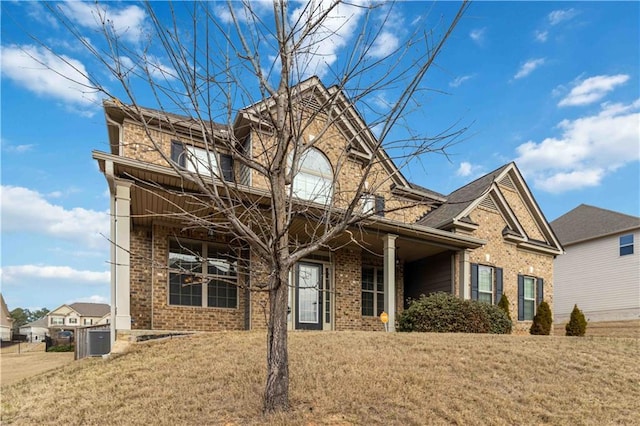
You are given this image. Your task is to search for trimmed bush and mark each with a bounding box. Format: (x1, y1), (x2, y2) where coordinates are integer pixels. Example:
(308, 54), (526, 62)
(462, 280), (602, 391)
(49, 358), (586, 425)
(47, 344), (74, 352)
(565, 304), (587, 337)
(478, 302), (512, 334)
(530, 301), (552, 335)
(398, 292), (512, 334)
(497, 293), (511, 321)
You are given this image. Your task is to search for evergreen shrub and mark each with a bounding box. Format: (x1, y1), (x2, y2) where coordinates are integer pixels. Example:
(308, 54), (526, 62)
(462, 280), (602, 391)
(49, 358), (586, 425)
(398, 292), (512, 334)
(565, 304), (587, 337)
(530, 300), (552, 335)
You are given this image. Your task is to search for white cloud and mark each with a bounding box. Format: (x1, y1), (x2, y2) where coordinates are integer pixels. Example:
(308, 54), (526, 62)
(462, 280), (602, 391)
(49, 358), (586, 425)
(515, 99), (640, 193)
(214, 1), (272, 25)
(469, 28), (486, 46)
(513, 58), (545, 80)
(534, 30), (548, 43)
(456, 161), (483, 178)
(548, 8), (578, 26)
(369, 31), (400, 59)
(0, 265), (109, 284)
(71, 295), (110, 304)
(61, 1), (147, 44)
(558, 74), (630, 107)
(0, 185), (110, 248)
(0, 44), (99, 112)
(290, 1), (366, 78)
(2, 142), (35, 153)
(449, 74), (474, 88)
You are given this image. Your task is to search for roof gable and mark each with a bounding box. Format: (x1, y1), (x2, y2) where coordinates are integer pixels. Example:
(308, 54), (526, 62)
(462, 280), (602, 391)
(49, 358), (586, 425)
(237, 77), (412, 190)
(551, 204), (640, 245)
(418, 163), (563, 255)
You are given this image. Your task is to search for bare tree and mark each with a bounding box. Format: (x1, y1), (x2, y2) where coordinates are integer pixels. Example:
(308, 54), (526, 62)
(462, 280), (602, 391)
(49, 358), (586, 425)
(38, 0), (469, 413)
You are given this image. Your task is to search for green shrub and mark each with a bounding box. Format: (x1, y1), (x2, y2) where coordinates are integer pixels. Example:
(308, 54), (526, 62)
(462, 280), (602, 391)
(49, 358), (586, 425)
(398, 292), (511, 334)
(478, 302), (512, 334)
(565, 304), (587, 337)
(47, 344), (74, 352)
(497, 293), (511, 321)
(530, 301), (552, 335)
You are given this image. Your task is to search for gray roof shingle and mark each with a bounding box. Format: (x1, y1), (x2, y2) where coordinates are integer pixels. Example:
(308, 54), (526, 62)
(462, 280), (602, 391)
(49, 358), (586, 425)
(417, 163), (511, 228)
(69, 303), (111, 318)
(550, 204), (640, 245)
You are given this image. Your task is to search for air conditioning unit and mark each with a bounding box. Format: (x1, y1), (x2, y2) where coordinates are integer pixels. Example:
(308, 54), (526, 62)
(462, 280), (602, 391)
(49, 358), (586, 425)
(87, 330), (110, 356)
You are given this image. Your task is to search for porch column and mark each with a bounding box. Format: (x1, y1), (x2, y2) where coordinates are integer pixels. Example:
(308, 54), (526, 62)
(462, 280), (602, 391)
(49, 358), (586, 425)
(383, 234), (398, 332)
(459, 249), (471, 299)
(114, 179), (132, 332)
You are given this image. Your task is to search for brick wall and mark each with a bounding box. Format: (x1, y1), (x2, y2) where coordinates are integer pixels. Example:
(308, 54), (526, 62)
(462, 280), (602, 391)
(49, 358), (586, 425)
(467, 204), (554, 334)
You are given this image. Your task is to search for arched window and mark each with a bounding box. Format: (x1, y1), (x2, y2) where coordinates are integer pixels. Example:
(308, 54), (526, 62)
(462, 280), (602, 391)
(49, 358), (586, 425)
(291, 148), (333, 205)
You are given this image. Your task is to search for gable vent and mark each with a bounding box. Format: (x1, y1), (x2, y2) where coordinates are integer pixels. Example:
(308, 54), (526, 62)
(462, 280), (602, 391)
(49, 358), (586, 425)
(499, 175), (516, 191)
(300, 96), (325, 114)
(479, 196), (497, 210)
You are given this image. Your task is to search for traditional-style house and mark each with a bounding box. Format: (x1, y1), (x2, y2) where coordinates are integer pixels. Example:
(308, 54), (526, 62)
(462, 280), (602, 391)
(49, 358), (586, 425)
(93, 77), (562, 341)
(47, 303), (111, 330)
(551, 205), (640, 323)
(19, 317), (49, 343)
(1, 293), (14, 342)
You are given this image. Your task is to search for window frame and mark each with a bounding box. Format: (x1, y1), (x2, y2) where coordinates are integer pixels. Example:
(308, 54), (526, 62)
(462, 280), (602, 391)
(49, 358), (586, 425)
(168, 238), (239, 309)
(619, 234), (634, 256)
(291, 148), (333, 205)
(361, 266), (385, 317)
(522, 276), (536, 321)
(477, 265), (494, 304)
(51, 317), (64, 326)
(171, 140), (234, 182)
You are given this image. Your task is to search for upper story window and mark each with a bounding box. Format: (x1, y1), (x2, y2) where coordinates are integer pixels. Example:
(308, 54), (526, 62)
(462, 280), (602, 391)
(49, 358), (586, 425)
(51, 317), (64, 326)
(171, 141), (234, 182)
(291, 148), (333, 205)
(360, 194), (385, 217)
(68, 318), (78, 324)
(620, 234), (634, 256)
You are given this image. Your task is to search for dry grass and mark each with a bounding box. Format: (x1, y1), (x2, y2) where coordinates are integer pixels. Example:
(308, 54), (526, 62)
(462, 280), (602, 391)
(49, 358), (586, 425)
(1, 349), (74, 387)
(553, 320), (640, 339)
(1, 332), (638, 425)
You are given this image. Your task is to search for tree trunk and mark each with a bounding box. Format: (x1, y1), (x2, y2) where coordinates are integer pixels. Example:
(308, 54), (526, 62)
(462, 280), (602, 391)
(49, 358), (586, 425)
(263, 265), (290, 413)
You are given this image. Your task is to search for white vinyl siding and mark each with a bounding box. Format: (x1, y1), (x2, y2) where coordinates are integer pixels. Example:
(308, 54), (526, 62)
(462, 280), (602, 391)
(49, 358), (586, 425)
(554, 230), (640, 322)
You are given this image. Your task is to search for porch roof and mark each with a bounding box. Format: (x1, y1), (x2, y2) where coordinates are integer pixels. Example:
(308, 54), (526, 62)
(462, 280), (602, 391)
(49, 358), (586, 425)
(94, 150), (485, 263)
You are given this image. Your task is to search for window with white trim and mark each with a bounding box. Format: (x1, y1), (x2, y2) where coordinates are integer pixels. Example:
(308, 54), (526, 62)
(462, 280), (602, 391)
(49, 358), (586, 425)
(168, 239), (238, 308)
(291, 148), (333, 205)
(68, 318), (78, 324)
(51, 317), (64, 325)
(83, 318), (93, 325)
(523, 276), (536, 321)
(620, 234), (634, 256)
(361, 194), (375, 214)
(361, 267), (384, 317)
(478, 265), (494, 304)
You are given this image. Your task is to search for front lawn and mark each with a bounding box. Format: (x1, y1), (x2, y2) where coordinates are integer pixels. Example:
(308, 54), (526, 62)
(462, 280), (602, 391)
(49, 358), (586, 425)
(1, 332), (637, 425)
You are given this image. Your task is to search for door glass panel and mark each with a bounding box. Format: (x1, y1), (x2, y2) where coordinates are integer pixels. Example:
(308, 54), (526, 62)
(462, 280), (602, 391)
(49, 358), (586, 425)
(298, 264), (320, 323)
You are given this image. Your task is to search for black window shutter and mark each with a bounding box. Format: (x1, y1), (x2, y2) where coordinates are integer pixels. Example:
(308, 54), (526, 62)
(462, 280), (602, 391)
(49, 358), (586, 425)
(171, 141), (185, 167)
(220, 154), (234, 182)
(536, 278), (544, 304)
(375, 195), (385, 216)
(495, 267), (503, 305)
(517, 275), (524, 321)
(470, 263), (478, 300)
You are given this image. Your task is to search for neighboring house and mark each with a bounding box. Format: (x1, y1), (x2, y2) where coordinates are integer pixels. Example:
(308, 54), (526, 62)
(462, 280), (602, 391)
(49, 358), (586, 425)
(551, 204), (640, 323)
(19, 317), (49, 342)
(47, 303), (111, 330)
(1, 293), (14, 342)
(93, 77), (562, 340)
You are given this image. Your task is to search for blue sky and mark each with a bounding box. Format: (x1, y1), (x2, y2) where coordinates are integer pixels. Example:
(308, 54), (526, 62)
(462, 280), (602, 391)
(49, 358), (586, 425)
(1, 1), (638, 312)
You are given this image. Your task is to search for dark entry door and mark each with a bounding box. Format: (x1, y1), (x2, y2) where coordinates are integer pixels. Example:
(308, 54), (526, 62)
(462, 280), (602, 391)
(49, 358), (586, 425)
(295, 262), (323, 330)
